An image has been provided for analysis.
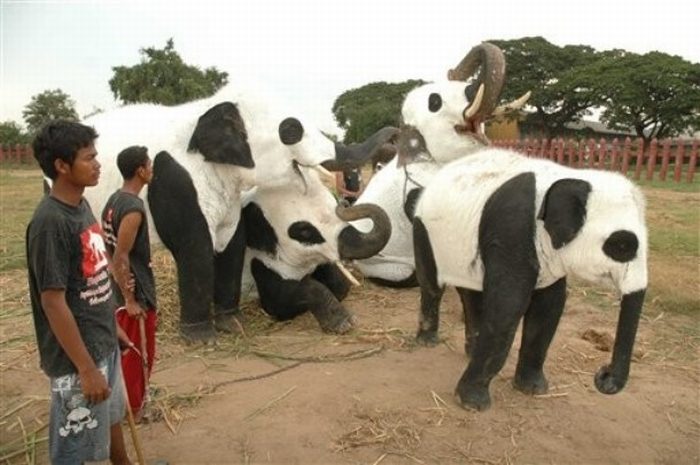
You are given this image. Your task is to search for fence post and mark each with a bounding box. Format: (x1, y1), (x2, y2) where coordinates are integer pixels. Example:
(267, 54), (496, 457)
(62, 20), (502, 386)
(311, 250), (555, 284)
(587, 139), (596, 168)
(539, 138), (548, 158)
(687, 140), (698, 183)
(620, 137), (632, 176)
(658, 139), (672, 181)
(645, 139), (659, 180)
(633, 138), (645, 180)
(566, 139), (575, 167)
(610, 138), (619, 171)
(556, 138), (565, 164)
(597, 138), (607, 169)
(673, 140), (685, 183)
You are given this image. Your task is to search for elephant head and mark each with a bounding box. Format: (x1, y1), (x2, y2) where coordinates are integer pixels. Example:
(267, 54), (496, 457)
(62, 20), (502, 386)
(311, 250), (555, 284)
(398, 42), (529, 164)
(538, 177), (648, 395)
(188, 96), (398, 191)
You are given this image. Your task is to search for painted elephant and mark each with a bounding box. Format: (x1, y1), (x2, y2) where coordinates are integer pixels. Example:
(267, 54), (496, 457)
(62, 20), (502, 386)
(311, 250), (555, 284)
(83, 84), (397, 342)
(241, 168), (391, 333)
(406, 148), (648, 411)
(354, 42), (529, 286)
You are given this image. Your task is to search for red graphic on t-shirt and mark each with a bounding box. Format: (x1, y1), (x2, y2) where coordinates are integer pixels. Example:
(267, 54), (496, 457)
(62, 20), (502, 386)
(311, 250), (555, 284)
(80, 223), (109, 277)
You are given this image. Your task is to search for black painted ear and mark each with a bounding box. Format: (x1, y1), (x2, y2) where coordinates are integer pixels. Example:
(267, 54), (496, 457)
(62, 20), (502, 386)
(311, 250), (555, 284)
(537, 178), (592, 249)
(188, 102), (254, 168)
(403, 187), (423, 221)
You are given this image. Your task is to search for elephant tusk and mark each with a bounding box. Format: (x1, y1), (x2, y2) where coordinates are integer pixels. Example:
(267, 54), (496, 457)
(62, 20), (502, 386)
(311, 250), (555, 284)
(463, 83), (485, 120)
(314, 164), (336, 181)
(491, 91), (532, 117)
(335, 260), (360, 286)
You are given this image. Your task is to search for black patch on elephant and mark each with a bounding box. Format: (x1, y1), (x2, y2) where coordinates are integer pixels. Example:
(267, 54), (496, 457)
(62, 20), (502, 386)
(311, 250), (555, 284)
(241, 202), (278, 255)
(428, 93), (442, 112)
(403, 187), (423, 221)
(396, 125), (431, 166)
(537, 178), (591, 249)
(250, 258), (351, 331)
(288, 221), (325, 245)
(278, 117), (304, 145)
(188, 102), (254, 168)
(213, 217), (246, 315)
(148, 151), (214, 326)
(311, 263), (351, 301)
(603, 230), (639, 263)
(413, 217), (444, 345)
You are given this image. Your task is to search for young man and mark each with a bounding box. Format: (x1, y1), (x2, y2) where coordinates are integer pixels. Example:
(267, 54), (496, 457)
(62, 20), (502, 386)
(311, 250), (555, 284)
(26, 120), (132, 464)
(101, 146), (157, 419)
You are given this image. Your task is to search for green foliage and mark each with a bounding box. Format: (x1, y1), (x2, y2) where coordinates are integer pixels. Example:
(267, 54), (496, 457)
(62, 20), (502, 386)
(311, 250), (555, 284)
(109, 38), (229, 106)
(565, 51), (700, 144)
(22, 89), (78, 136)
(488, 37), (601, 137)
(0, 121), (30, 145)
(332, 80), (425, 143)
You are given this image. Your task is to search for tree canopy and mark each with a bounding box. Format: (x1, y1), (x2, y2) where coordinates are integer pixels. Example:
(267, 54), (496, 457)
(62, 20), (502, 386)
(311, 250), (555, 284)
(109, 38), (229, 106)
(564, 51), (700, 144)
(0, 121), (30, 145)
(22, 89), (78, 136)
(332, 80), (425, 143)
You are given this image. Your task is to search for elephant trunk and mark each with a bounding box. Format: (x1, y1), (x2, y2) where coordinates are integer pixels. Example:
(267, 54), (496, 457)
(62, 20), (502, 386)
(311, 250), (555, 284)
(447, 42), (506, 123)
(322, 127), (398, 172)
(594, 289), (646, 394)
(336, 203), (391, 260)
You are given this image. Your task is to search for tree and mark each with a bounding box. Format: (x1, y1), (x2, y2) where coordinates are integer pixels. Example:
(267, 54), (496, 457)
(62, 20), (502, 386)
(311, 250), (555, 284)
(22, 89), (78, 135)
(109, 38), (229, 106)
(565, 51), (700, 145)
(0, 121), (30, 145)
(488, 37), (602, 138)
(332, 80), (425, 143)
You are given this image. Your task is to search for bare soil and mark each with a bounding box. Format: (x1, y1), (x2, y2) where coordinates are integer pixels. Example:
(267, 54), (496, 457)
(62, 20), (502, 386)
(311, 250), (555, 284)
(2, 270), (699, 465)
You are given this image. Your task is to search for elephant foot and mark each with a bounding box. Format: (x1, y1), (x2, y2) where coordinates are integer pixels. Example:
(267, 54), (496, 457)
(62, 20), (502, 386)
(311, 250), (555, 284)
(213, 310), (246, 336)
(416, 329), (439, 347)
(180, 321), (217, 344)
(513, 367), (549, 395)
(455, 382), (491, 411)
(318, 311), (356, 334)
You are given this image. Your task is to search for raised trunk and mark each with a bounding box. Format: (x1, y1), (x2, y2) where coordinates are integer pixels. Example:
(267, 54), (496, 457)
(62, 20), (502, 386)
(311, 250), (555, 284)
(594, 289), (646, 394)
(336, 203), (391, 260)
(322, 127), (398, 172)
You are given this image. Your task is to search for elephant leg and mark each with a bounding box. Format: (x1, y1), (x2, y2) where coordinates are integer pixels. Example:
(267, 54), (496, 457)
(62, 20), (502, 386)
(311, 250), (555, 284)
(148, 151), (216, 342)
(413, 218), (444, 346)
(456, 287), (483, 357)
(311, 263), (351, 302)
(251, 259), (354, 333)
(213, 220), (246, 334)
(513, 277), (567, 395)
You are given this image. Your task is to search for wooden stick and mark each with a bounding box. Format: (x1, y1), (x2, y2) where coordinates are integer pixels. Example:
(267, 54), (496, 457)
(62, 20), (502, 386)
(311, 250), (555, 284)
(139, 317), (150, 404)
(121, 366), (146, 464)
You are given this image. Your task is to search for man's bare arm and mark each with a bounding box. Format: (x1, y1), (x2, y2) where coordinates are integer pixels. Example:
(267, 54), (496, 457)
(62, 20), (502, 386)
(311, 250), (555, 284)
(113, 211), (144, 318)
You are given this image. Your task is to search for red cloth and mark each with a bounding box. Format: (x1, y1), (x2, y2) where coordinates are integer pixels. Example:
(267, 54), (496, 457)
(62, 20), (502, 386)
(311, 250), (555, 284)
(116, 307), (157, 416)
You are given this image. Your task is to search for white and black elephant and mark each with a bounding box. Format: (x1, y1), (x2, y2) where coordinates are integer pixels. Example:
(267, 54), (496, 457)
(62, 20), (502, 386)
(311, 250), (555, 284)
(405, 148), (648, 411)
(84, 84), (397, 341)
(241, 169), (391, 333)
(354, 42), (529, 286)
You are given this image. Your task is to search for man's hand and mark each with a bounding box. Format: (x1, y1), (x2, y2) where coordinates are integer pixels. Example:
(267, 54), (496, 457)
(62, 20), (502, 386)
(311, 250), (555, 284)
(78, 366), (111, 404)
(125, 300), (145, 318)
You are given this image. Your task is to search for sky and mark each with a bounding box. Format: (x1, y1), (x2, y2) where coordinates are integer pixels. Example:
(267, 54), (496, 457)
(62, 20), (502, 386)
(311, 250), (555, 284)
(1, 0), (699, 137)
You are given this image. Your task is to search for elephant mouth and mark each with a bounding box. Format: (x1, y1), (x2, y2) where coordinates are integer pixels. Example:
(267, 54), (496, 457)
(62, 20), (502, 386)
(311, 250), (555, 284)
(454, 119), (489, 145)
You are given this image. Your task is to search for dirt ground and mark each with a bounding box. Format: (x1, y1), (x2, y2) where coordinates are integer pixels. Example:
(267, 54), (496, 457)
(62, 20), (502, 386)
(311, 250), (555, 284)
(2, 266), (699, 465)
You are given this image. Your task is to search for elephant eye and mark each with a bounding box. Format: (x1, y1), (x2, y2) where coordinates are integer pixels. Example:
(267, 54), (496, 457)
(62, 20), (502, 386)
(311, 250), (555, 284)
(602, 230), (639, 263)
(428, 93), (442, 112)
(288, 221), (325, 245)
(279, 117), (304, 145)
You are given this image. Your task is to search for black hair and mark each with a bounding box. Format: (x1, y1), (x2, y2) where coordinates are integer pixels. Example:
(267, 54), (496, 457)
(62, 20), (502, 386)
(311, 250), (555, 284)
(32, 120), (99, 180)
(116, 145), (149, 179)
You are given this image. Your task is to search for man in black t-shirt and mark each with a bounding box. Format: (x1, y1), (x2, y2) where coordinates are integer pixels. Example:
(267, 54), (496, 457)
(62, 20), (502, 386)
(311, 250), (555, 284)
(26, 120), (132, 464)
(101, 145), (157, 419)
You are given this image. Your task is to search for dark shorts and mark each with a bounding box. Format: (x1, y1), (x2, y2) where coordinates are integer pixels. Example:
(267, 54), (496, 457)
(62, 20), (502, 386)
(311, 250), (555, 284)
(49, 349), (125, 465)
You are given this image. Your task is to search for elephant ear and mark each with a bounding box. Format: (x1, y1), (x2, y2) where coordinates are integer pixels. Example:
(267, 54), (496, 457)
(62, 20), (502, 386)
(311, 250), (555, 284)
(537, 178), (592, 249)
(188, 102), (254, 168)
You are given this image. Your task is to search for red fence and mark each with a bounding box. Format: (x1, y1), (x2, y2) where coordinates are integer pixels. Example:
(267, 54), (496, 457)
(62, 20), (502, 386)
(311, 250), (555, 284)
(493, 137), (698, 183)
(0, 144), (35, 165)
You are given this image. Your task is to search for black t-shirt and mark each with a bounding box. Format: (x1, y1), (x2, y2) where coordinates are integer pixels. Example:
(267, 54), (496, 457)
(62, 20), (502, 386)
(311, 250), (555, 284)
(101, 190), (157, 309)
(26, 196), (117, 377)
